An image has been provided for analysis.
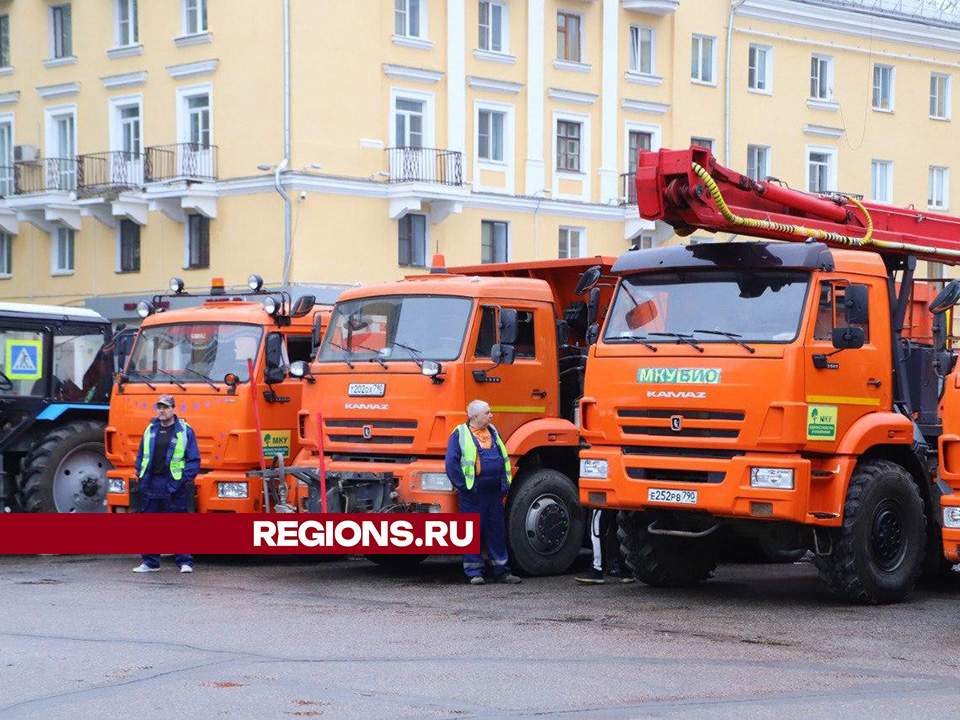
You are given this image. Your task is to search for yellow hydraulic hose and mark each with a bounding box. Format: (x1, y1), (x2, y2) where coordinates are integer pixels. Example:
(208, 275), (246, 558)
(691, 162), (960, 262)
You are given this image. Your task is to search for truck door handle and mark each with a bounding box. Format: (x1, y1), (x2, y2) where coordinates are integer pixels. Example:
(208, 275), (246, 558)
(531, 389), (547, 399)
(867, 379), (882, 388)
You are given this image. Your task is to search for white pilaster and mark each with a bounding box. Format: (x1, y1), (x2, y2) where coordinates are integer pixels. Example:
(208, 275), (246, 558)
(599, 0), (620, 204)
(525, 0), (546, 194)
(447, 0), (467, 155)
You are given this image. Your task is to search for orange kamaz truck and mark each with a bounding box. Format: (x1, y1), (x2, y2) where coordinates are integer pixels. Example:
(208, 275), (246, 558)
(105, 276), (333, 513)
(289, 257), (613, 575)
(579, 146), (960, 603)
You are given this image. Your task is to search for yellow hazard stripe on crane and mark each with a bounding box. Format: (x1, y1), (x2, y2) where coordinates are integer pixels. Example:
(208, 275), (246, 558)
(806, 395), (881, 407)
(490, 406), (547, 414)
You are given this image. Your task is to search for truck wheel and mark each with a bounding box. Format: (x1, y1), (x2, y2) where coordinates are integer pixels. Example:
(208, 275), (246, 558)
(617, 510), (718, 587)
(18, 420), (111, 513)
(815, 460), (925, 604)
(365, 554), (428, 569)
(506, 468), (584, 576)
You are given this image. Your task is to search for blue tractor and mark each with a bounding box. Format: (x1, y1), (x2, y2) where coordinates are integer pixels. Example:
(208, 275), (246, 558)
(0, 303), (130, 513)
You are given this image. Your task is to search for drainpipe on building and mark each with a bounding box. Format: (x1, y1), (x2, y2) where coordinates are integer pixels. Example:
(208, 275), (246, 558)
(724, 0), (748, 166)
(281, 0), (291, 287)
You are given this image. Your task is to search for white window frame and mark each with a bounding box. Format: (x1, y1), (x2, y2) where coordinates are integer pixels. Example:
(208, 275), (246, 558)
(810, 54), (834, 101)
(473, 99), (515, 195)
(930, 73), (952, 121)
(929, 166), (950, 211)
(182, 0), (208, 36)
(395, 0), (428, 40)
(0, 14), (9, 69)
(114, 0), (138, 47)
(0, 112), (15, 198)
(43, 104), (78, 193)
(51, 227), (75, 276)
(746, 144), (771, 182)
(183, 213), (210, 269)
(747, 44), (773, 95)
(48, 4), (72, 60)
(870, 159), (894, 203)
(478, 1), (509, 55)
(116, 219), (141, 273)
(556, 10), (585, 64)
(872, 63), (895, 112)
(109, 94), (143, 154)
(623, 121), (661, 174)
(629, 25), (656, 76)
(552, 109), (591, 202)
(558, 226), (586, 259)
(388, 88), (436, 148)
(176, 83), (213, 145)
(806, 145), (838, 194)
(0, 231), (11, 278)
(691, 34), (716, 86)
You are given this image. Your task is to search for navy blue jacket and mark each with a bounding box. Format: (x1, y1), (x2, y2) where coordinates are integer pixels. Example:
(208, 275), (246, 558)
(445, 425), (509, 497)
(135, 416), (201, 497)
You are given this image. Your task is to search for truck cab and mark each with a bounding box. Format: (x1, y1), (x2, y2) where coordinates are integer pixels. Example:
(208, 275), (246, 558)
(106, 278), (331, 512)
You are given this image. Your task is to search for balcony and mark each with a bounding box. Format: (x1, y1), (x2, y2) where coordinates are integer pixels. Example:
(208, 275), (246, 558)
(11, 158), (78, 194)
(620, 171), (637, 207)
(144, 143), (218, 183)
(621, 0), (679, 14)
(386, 147), (463, 186)
(77, 151), (145, 197)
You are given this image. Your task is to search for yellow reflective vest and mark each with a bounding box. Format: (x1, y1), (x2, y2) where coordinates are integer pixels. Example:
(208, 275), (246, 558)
(456, 423), (512, 491)
(139, 419), (191, 480)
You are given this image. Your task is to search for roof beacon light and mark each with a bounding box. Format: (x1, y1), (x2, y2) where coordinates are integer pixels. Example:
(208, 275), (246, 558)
(169, 277), (185, 294)
(248, 274), (264, 292)
(430, 254), (447, 274)
(210, 277), (226, 296)
(136, 301), (154, 318)
(262, 296), (280, 316)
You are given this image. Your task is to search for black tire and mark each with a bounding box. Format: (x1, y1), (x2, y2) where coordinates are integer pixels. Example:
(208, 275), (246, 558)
(18, 420), (111, 514)
(919, 518), (956, 585)
(617, 510), (718, 587)
(814, 459), (926, 604)
(506, 468), (584, 576)
(365, 554), (428, 569)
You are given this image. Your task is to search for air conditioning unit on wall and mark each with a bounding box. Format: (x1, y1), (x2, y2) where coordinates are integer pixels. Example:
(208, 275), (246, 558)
(13, 144), (39, 163)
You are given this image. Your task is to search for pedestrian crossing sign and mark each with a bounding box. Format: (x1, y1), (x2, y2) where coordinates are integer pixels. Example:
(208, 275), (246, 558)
(5, 340), (42, 380)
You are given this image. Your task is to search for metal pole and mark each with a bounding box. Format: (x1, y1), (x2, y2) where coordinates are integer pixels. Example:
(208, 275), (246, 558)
(247, 358), (269, 513)
(282, 0), (292, 286)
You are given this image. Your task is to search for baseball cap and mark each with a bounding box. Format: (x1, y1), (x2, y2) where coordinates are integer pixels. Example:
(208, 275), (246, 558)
(155, 394), (176, 408)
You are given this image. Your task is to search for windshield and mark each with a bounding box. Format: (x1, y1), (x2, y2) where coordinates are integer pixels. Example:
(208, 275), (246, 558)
(604, 269), (810, 344)
(127, 323), (263, 383)
(319, 295), (473, 363)
(0, 326), (110, 402)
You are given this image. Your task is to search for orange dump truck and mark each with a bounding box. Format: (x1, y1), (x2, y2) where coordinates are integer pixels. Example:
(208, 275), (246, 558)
(105, 277), (332, 512)
(290, 257), (614, 575)
(580, 146), (960, 604)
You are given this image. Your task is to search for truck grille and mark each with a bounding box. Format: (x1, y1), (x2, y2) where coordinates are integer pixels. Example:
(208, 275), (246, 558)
(625, 467), (724, 484)
(617, 408), (744, 440)
(325, 418), (418, 446)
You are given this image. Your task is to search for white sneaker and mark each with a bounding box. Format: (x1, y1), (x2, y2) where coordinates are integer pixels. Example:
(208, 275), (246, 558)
(133, 563), (159, 573)
(179, 565), (193, 574)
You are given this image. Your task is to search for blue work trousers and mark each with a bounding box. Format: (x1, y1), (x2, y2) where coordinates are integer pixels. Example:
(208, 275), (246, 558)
(140, 490), (193, 569)
(459, 491), (512, 578)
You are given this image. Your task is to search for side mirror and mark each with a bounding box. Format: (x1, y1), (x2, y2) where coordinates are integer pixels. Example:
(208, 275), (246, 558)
(832, 326), (865, 350)
(311, 313), (323, 348)
(587, 323), (600, 346)
(575, 265), (602, 296)
(626, 299), (658, 330)
(264, 333), (286, 384)
(224, 372), (239, 390)
(930, 278), (960, 315)
(291, 295), (316, 318)
(492, 344), (516, 365)
(586, 287), (600, 327)
(844, 284), (869, 325)
(498, 308), (518, 345)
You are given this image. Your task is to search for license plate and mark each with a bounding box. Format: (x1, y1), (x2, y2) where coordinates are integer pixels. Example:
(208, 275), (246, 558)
(347, 383), (385, 397)
(647, 488), (698, 505)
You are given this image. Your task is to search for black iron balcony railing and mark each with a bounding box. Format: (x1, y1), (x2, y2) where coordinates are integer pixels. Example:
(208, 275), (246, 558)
(620, 171), (637, 206)
(144, 143), (218, 183)
(77, 151), (145, 195)
(12, 158), (78, 194)
(386, 147), (463, 186)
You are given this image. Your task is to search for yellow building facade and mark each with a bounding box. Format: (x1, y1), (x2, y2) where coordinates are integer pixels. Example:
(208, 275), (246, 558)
(0, 0), (958, 317)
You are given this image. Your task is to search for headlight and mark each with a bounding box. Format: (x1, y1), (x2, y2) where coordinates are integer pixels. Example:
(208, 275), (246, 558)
(136, 301), (154, 318)
(421, 360), (441, 377)
(218, 482), (249, 499)
(248, 274), (264, 291)
(750, 467), (795, 490)
(169, 277), (185, 293)
(944, 506), (960, 529)
(580, 459), (608, 479)
(420, 472), (453, 492)
(108, 478), (125, 494)
(262, 296), (280, 315)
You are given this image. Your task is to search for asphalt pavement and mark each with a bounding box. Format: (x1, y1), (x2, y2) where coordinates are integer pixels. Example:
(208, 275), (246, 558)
(0, 554), (958, 718)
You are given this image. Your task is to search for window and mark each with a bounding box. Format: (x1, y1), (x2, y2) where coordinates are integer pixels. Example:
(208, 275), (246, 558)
(50, 5), (72, 59)
(0, 15), (9, 68)
(119, 105), (141, 158)
(478, 109), (505, 162)
(929, 166), (949, 210)
(116, 0), (138, 46)
(810, 54), (833, 101)
(628, 131), (652, 175)
(0, 231), (10, 276)
(187, 214), (209, 268)
(119, 220), (140, 273)
(807, 149), (835, 193)
(398, 213), (426, 267)
(0, 121), (12, 197)
(931, 73), (951, 120)
(481, 220), (508, 263)
(691, 137), (714, 152)
(184, 0), (207, 35)
(872, 64), (894, 111)
(691, 34), (715, 84)
(814, 282), (869, 343)
(556, 120), (582, 172)
(630, 26), (654, 75)
(557, 12), (582, 63)
(394, 98), (424, 148)
(473, 306), (535, 359)
(395, 0), (422, 38)
(187, 95), (211, 148)
(748, 44), (772, 93)
(479, 1), (505, 53)
(747, 144), (770, 181)
(558, 227), (584, 259)
(52, 228), (75, 273)
(47, 112), (77, 191)
(871, 160), (893, 203)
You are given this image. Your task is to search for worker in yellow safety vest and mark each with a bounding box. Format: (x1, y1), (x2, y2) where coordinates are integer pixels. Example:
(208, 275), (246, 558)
(444, 399), (522, 586)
